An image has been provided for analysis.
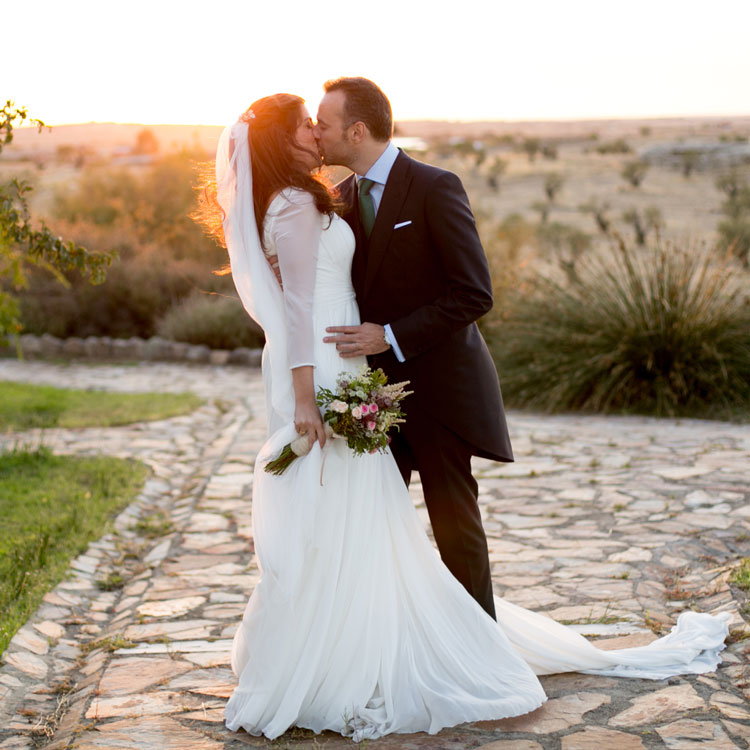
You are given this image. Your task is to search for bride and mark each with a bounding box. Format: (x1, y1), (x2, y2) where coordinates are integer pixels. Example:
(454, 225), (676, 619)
(202, 93), (729, 743)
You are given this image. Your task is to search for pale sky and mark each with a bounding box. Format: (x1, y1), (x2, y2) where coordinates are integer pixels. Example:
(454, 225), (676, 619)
(6, 0), (750, 126)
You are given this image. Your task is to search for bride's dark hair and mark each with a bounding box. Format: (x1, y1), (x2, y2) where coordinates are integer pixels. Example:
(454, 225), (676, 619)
(194, 93), (339, 249)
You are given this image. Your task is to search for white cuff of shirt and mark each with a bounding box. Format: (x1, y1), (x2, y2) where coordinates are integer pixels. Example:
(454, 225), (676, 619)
(384, 324), (405, 363)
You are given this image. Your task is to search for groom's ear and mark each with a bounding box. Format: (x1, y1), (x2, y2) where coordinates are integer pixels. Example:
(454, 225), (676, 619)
(348, 121), (368, 144)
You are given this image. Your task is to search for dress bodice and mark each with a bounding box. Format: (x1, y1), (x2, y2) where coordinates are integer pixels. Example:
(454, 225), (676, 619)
(264, 192), (356, 315)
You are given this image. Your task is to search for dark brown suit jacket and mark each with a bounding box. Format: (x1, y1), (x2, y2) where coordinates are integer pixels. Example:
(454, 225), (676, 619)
(339, 150), (513, 462)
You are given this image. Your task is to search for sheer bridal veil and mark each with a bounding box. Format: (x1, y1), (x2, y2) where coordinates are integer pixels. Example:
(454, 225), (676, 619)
(215, 120), (294, 433)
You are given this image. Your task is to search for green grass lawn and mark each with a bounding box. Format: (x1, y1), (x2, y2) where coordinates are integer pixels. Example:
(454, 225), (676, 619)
(0, 381), (203, 431)
(0, 448), (148, 654)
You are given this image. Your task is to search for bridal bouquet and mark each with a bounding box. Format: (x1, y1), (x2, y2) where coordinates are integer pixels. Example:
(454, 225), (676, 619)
(264, 365), (412, 475)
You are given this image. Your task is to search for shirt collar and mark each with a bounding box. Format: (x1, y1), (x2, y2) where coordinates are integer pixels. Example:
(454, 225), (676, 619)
(359, 141), (399, 186)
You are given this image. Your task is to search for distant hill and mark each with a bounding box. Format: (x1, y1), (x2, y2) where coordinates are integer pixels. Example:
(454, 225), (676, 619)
(5, 116), (750, 159)
(5, 123), (224, 158)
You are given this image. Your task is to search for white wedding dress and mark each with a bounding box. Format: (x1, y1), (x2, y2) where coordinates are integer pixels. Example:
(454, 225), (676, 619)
(216, 123), (729, 743)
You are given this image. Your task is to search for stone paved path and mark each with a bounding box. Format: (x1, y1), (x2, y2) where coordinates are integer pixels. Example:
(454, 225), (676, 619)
(1, 360), (749, 750)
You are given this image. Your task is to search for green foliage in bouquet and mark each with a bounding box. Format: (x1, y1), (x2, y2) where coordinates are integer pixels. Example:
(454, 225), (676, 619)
(316, 366), (410, 456)
(265, 367), (411, 476)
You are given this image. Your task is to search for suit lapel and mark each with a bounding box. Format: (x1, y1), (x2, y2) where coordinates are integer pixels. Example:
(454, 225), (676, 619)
(362, 151), (412, 302)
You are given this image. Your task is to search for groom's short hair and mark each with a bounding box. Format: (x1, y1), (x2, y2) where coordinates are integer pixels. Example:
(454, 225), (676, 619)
(324, 77), (393, 142)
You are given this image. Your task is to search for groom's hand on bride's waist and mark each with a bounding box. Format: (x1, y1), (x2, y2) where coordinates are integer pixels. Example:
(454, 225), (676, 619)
(324, 323), (391, 358)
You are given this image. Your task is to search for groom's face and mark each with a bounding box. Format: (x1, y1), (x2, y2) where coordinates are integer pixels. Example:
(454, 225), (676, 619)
(314, 91), (357, 169)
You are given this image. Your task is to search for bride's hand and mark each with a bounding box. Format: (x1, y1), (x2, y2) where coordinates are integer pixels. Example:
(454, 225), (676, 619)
(294, 400), (327, 449)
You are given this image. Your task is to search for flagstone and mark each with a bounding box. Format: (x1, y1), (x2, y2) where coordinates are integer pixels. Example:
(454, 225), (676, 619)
(122, 620), (215, 641)
(183, 651), (233, 667)
(503, 587), (566, 609)
(495, 514), (568, 529)
(85, 690), (208, 719)
(123, 580), (149, 597)
(162, 554), (241, 573)
(675, 513), (736, 530)
(3, 650), (48, 679)
(168, 667), (235, 698)
(544, 604), (635, 624)
(144, 586), (207, 602)
(181, 532), (235, 550)
(558, 488), (597, 502)
(183, 513), (231, 532)
(136, 596), (206, 618)
(10, 627), (49, 655)
(97, 657), (194, 696)
(202, 605), (245, 619)
(180, 708), (226, 723)
(122, 639), (233, 655)
(143, 539), (173, 565)
(475, 742), (543, 750)
(609, 685), (705, 727)
(561, 726), (645, 749)
(478, 692), (610, 734)
(79, 714), (224, 748)
(651, 466), (714, 480)
(722, 719), (750, 743)
(656, 719), (737, 749)
(709, 691), (750, 720)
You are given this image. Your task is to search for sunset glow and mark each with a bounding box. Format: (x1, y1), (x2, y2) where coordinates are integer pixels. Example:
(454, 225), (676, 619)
(6, 0), (750, 126)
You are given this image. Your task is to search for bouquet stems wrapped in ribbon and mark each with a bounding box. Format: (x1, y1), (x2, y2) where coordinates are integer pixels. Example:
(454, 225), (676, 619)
(265, 366), (412, 476)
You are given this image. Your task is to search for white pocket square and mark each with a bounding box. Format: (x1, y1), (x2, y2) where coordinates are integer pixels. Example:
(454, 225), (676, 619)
(393, 220), (412, 229)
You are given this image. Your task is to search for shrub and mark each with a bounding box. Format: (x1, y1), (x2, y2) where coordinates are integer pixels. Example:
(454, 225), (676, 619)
(621, 160), (649, 188)
(579, 198), (611, 234)
(717, 186), (750, 267)
(52, 153), (216, 261)
(537, 222), (591, 283)
(543, 173), (565, 203)
(595, 139), (632, 155)
(520, 137), (541, 162)
(18, 249), (227, 339)
(622, 206), (663, 246)
(491, 239), (750, 418)
(156, 291), (264, 350)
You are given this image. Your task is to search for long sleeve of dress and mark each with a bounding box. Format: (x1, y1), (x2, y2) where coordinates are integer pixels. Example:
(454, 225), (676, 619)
(268, 190), (322, 370)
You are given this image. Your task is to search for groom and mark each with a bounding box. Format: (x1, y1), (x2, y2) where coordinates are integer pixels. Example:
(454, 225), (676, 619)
(316, 77), (511, 620)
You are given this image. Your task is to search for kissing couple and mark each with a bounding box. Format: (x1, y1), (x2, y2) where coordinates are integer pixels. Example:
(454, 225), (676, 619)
(197, 77), (729, 742)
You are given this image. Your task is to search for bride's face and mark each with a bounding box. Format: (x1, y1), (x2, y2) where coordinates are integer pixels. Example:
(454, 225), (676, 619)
(294, 106), (322, 171)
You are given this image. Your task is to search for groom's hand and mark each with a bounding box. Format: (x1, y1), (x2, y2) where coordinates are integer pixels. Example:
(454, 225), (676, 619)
(324, 323), (390, 358)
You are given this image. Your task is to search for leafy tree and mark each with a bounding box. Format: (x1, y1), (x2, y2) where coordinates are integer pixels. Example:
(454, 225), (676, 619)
(543, 173), (565, 203)
(521, 137), (540, 163)
(133, 128), (159, 155)
(679, 149), (701, 178)
(622, 206), (663, 246)
(530, 201), (550, 224)
(537, 221), (592, 283)
(621, 160), (649, 189)
(541, 143), (558, 160)
(0, 101), (112, 343)
(579, 198), (611, 235)
(486, 157), (507, 192)
(595, 139), (631, 155)
(715, 168), (747, 201)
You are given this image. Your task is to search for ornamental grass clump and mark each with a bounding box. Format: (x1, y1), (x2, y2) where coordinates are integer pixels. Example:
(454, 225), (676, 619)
(494, 238), (750, 418)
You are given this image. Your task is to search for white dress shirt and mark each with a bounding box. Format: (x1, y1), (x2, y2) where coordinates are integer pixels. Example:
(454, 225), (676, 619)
(357, 141), (406, 363)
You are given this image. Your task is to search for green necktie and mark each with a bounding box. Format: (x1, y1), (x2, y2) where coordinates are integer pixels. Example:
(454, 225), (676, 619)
(358, 177), (376, 238)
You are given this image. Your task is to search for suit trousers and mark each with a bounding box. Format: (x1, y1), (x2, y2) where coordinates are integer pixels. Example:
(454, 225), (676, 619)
(390, 410), (497, 621)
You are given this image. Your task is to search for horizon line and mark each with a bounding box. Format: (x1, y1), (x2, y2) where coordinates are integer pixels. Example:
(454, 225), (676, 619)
(15, 112), (750, 130)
